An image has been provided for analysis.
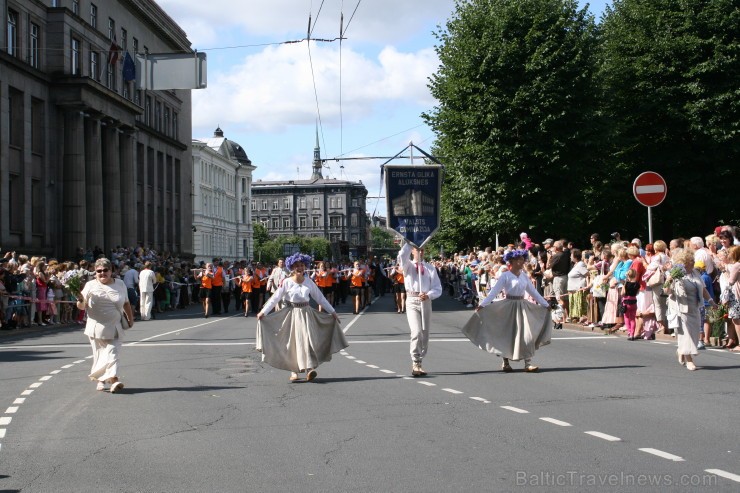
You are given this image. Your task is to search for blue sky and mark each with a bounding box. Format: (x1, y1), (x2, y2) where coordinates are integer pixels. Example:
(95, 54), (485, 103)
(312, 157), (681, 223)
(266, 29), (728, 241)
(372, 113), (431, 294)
(158, 0), (610, 216)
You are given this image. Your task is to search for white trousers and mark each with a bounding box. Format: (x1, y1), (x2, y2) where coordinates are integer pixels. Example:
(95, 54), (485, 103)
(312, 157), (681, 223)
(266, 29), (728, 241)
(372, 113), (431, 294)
(405, 296), (432, 362)
(89, 336), (121, 382)
(140, 291), (154, 320)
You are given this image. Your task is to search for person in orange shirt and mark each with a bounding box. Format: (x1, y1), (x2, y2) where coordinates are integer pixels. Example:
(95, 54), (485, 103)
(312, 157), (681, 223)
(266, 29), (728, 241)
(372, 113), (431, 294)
(250, 267), (262, 314)
(197, 263), (214, 318)
(239, 267), (254, 317)
(350, 261), (365, 315)
(314, 261), (332, 311)
(393, 264), (406, 313)
(211, 259), (225, 315)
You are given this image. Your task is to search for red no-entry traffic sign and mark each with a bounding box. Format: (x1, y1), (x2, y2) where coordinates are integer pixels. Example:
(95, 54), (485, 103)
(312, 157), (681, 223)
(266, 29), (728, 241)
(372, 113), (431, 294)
(633, 171), (667, 207)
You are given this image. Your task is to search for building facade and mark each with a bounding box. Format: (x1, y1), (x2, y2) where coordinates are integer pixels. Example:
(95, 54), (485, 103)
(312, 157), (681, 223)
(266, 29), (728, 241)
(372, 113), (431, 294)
(192, 127), (255, 264)
(251, 135), (369, 259)
(1, 0), (194, 259)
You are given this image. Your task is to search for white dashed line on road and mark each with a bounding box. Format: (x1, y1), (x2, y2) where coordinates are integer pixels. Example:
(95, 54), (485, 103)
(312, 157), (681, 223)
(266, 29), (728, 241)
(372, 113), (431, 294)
(5, 407), (18, 414)
(0, 417), (11, 426)
(29, 382), (42, 388)
(366, 364), (379, 369)
(638, 448), (684, 462)
(539, 417), (572, 427)
(470, 397), (490, 404)
(380, 369), (396, 374)
(354, 360), (367, 364)
(500, 406), (529, 414)
(345, 356), (356, 360)
(584, 431), (621, 442)
(39, 376), (52, 381)
(50, 370), (61, 374)
(21, 390), (33, 396)
(61, 364), (74, 369)
(705, 469), (740, 483)
(442, 388), (463, 395)
(417, 381), (436, 387)
(73, 360), (85, 364)
(12, 398), (25, 405)
(0, 429), (5, 438)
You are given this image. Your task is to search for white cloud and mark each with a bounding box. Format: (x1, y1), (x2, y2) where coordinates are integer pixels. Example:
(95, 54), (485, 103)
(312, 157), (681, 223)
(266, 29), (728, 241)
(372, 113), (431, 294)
(192, 42), (437, 133)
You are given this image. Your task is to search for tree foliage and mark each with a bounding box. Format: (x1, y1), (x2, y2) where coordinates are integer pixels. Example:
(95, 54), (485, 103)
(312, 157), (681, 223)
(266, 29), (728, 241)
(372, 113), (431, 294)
(424, 0), (738, 250)
(424, 0), (599, 247)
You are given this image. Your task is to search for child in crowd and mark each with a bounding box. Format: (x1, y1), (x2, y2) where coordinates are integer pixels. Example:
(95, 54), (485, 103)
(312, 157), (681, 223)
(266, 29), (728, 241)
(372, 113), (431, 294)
(622, 269), (640, 340)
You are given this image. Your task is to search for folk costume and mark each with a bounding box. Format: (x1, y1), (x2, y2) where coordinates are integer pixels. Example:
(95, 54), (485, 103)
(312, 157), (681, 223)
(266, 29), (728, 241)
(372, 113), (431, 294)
(461, 250), (552, 372)
(256, 253), (347, 381)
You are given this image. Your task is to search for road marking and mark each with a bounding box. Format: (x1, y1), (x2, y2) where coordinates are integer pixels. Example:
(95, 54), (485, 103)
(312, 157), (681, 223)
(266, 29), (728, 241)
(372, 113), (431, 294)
(707, 348), (725, 353)
(5, 407), (18, 414)
(705, 469), (740, 483)
(470, 397), (490, 404)
(418, 381), (436, 387)
(13, 398), (25, 405)
(62, 364), (74, 368)
(584, 431), (621, 442)
(540, 417), (572, 427)
(501, 406), (529, 414)
(29, 382), (43, 388)
(651, 342), (671, 345)
(638, 448), (684, 461)
(442, 388), (463, 395)
(551, 336), (613, 340)
(354, 360), (367, 364)
(380, 369), (396, 374)
(345, 356), (356, 360)
(341, 296), (378, 334)
(128, 317), (226, 345)
(73, 360), (85, 364)
(21, 390), (33, 396)
(0, 429), (5, 438)
(402, 376), (414, 380)
(39, 376), (52, 381)
(50, 370), (61, 374)
(0, 417), (11, 426)
(366, 364), (379, 369)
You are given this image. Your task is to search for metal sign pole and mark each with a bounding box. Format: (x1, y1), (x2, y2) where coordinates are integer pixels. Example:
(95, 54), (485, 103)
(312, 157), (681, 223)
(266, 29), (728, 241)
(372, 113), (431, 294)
(648, 206), (653, 244)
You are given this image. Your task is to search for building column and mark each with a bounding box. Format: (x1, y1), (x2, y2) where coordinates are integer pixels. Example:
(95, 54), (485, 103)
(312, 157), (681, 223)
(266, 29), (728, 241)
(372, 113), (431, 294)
(120, 130), (136, 247)
(62, 110), (86, 259)
(102, 122), (122, 251)
(84, 116), (104, 250)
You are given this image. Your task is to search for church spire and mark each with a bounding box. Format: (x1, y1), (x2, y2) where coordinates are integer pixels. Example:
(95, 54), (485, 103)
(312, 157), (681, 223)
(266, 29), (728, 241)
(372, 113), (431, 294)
(311, 123), (323, 180)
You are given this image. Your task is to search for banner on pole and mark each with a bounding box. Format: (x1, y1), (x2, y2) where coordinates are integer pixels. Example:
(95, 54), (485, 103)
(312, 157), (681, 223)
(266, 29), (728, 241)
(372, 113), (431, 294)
(384, 164), (443, 248)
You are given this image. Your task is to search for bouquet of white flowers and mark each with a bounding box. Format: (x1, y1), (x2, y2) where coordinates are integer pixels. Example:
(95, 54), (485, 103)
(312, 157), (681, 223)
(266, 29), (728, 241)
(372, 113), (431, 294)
(60, 270), (85, 298)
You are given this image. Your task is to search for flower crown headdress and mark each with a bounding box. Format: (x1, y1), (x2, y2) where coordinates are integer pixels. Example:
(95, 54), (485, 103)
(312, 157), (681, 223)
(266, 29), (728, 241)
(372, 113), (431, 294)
(503, 249), (529, 263)
(285, 252), (313, 271)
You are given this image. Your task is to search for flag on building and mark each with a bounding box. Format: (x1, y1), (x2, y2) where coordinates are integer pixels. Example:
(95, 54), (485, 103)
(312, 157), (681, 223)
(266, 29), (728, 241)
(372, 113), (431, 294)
(122, 51), (136, 82)
(107, 35), (121, 67)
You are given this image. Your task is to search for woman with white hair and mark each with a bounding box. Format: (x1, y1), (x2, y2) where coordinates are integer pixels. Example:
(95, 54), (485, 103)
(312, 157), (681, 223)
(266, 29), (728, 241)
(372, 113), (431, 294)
(256, 252), (347, 382)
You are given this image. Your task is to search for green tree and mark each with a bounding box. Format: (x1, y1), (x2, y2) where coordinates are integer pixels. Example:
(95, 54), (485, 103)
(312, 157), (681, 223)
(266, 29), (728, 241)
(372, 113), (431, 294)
(370, 227), (396, 250)
(598, 0), (739, 237)
(424, 0), (600, 247)
(253, 222), (270, 249)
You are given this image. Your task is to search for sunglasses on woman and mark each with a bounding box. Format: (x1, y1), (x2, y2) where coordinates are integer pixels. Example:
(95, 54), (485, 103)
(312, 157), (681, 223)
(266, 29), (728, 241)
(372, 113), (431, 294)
(96, 268), (110, 273)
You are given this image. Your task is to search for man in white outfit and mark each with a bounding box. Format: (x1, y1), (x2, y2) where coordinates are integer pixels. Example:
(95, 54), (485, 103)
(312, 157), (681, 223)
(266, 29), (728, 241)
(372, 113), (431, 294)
(138, 261), (156, 320)
(398, 241), (442, 376)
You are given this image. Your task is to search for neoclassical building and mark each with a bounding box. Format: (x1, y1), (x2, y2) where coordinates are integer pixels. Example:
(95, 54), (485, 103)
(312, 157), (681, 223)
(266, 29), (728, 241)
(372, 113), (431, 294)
(251, 135), (369, 259)
(1, 0), (194, 259)
(192, 127), (255, 264)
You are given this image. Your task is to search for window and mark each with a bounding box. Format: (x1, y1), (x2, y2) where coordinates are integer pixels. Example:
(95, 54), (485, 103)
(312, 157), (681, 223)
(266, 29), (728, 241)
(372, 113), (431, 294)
(337, 197), (342, 208)
(120, 28), (127, 51)
(9, 174), (23, 231)
(351, 213), (358, 227)
(272, 199), (278, 210)
(271, 218), (279, 229)
(32, 179), (43, 234)
(299, 197), (306, 209)
(31, 98), (44, 155)
(72, 0), (79, 15)
(164, 107), (170, 136)
(351, 233), (358, 245)
(108, 18), (115, 40)
(7, 9), (18, 56)
(145, 96), (152, 124)
(251, 200), (256, 211)
(90, 4), (97, 29)
(8, 88), (23, 148)
(29, 22), (40, 68)
(283, 198), (290, 209)
(313, 197), (319, 209)
(299, 217), (307, 229)
(90, 49), (99, 80)
(261, 200), (267, 210)
(261, 218), (268, 228)
(71, 37), (81, 75)
(283, 218), (290, 229)
(312, 216), (320, 228)
(107, 57), (115, 88)
(172, 112), (178, 138)
(352, 198), (358, 207)
(242, 178), (247, 194)
(242, 205), (247, 224)
(155, 102), (162, 131)
(330, 216), (341, 228)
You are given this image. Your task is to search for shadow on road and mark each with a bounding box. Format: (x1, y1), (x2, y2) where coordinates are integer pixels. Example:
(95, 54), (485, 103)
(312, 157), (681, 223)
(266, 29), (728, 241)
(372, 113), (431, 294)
(311, 375), (405, 384)
(120, 385), (244, 394)
(0, 350), (67, 363)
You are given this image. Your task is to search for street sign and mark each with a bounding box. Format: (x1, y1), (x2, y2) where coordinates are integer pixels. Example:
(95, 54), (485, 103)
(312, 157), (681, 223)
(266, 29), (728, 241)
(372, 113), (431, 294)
(385, 164), (443, 248)
(633, 171), (667, 207)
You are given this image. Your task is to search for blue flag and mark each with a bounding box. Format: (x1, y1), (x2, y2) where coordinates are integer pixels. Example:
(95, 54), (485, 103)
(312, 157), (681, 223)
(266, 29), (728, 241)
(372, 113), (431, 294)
(122, 51), (136, 82)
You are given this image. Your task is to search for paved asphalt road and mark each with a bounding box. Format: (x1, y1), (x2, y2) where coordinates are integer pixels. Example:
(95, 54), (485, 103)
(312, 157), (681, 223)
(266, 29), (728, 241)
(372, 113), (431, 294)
(1, 293), (739, 492)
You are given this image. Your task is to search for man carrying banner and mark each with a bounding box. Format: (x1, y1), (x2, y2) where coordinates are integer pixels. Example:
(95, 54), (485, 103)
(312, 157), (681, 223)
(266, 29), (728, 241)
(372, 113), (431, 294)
(398, 241), (442, 376)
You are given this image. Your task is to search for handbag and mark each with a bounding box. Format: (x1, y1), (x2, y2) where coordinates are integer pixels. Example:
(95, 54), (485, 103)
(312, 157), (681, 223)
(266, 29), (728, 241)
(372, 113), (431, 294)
(645, 269), (664, 287)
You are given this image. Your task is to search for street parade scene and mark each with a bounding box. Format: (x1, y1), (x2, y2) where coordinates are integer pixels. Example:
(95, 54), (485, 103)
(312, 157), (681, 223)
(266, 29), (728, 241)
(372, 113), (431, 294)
(1, 0), (738, 492)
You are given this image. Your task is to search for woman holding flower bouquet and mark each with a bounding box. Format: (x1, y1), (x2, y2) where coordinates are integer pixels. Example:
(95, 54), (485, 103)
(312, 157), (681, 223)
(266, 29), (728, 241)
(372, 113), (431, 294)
(76, 258), (134, 393)
(664, 249), (716, 371)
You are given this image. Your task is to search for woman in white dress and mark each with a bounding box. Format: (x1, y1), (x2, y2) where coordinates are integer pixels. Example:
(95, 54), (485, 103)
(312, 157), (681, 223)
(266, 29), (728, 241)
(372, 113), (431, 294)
(461, 249), (552, 372)
(664, 249), (716, 371)
(256, 253), (347, 382)
(76, 258), (134, 393)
